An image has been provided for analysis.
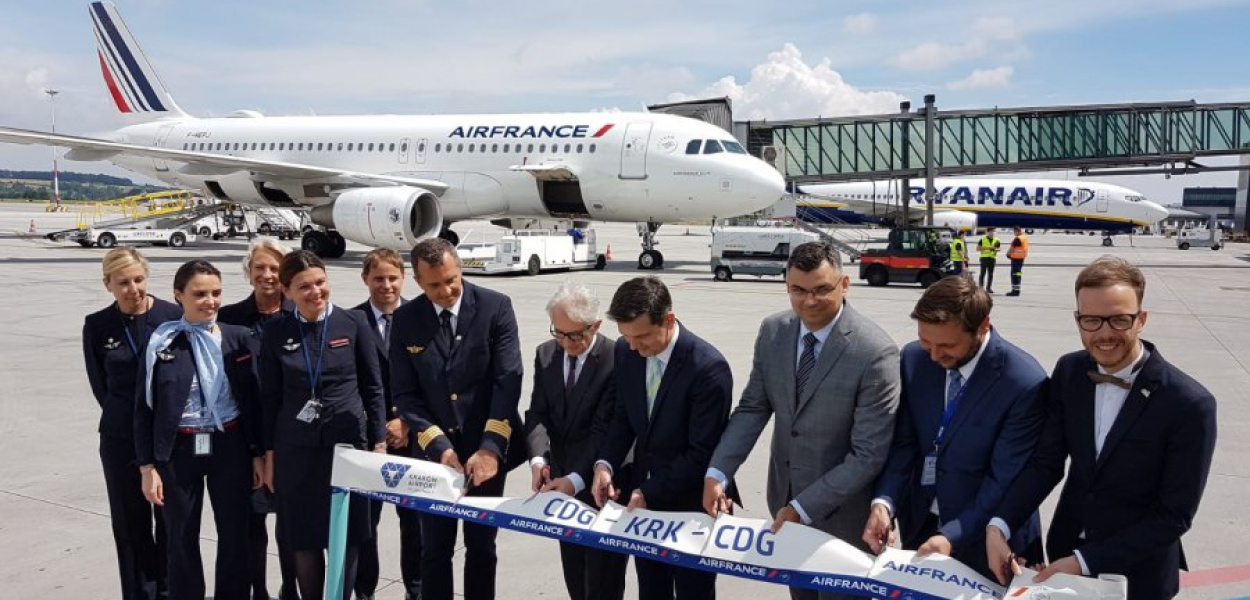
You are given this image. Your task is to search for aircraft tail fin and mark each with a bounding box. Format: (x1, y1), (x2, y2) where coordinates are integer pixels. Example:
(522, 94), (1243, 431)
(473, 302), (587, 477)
(90, 1), (189, 121)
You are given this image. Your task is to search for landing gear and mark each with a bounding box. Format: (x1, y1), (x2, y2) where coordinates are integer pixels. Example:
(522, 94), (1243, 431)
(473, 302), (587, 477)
(637, 222), (664, 270)
(303, 230), (348, 259)
(1102, 236), (1114, 247)
(439, 227), (460, 247)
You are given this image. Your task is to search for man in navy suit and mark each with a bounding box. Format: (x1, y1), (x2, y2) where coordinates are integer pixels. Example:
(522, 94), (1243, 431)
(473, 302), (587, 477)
(591, 276), (734, 600)
(390, 238), (525, 600)
(863, 276), (1045, 579)
(987, 257), (1217, 600)
(352, 248), (422, 600)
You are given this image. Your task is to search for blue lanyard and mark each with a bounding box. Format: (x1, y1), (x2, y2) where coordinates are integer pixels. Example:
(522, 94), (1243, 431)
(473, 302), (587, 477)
(930, 375), (970, 454)
(299, 313), (329, 395)
(122, 325), (140, 356)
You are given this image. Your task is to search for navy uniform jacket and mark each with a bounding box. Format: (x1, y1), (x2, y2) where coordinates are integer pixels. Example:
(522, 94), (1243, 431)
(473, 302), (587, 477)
(217, 293), (294, 349)
(390, 281), (525, 468)
(876, 330), (1045, 577)
(599, 325), (734, 513)
(258, 306), (387, 450)
(83, 297), (182, 440)
(352, 298), (409, 419)
(996, 341), (1217, 600)
(133, 324), (262, 465)
(525, 335), (618, 504)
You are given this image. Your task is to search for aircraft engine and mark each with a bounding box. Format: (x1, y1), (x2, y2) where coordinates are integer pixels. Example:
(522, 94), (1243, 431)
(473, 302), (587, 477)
(310, 186), (443, 250)
(931, 210), (978, 232)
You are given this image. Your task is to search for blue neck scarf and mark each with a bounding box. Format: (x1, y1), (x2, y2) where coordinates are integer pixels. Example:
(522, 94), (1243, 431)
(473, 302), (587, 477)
(144, 317), (226, 431)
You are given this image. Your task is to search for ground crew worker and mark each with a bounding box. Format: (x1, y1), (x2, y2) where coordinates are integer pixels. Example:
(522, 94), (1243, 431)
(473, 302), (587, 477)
(949, 230), (967, 276)
(978, 229), (1001, 293)
(1006, 227), (1029, 297)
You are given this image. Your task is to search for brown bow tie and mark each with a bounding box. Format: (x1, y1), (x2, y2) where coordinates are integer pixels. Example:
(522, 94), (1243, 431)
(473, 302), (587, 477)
(1087, 370), (1132, 390)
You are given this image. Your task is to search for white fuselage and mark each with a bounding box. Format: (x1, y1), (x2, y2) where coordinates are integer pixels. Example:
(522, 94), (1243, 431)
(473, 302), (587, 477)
(106, 112), (784, 225)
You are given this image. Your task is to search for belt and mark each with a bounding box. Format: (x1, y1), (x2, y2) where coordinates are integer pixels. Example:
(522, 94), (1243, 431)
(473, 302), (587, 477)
(177, 418), (240, 435)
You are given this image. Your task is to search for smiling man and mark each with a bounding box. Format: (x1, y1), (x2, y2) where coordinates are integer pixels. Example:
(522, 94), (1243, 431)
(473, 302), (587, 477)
(862, 276), (1046, 580)
(986, 256), (1218, 600)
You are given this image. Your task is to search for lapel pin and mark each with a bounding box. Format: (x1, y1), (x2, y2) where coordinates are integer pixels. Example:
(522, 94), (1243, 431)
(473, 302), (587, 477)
(282, 339), (300, 351)
(1141, 388), (1151, 398)
(157, 350), (175, 361)
(407, 345), (424, 355)
(104, 338), (120, 350)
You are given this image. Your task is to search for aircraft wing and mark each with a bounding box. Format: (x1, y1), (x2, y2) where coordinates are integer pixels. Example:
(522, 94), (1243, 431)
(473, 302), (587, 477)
(0, 126), (451, 194)
(509, 163), (578, 181)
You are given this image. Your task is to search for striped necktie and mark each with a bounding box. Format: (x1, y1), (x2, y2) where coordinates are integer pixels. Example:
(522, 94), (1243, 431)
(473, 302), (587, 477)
(795, 332), (819, 407)
(646, 356), (664, 416)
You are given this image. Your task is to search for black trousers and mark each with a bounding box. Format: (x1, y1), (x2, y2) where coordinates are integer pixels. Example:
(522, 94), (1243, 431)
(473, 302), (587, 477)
(635, 556), (715, 600)
(100, 435), (167, 600)
(559, 541), (628, 600)
(355, 498), (423, 597)
(156, 427), (252, 600)
(248, 509), (300, 599)
(1010, 258), (1025, 289)
(420, 470), (506, 600)
(979, 257), (996, 289)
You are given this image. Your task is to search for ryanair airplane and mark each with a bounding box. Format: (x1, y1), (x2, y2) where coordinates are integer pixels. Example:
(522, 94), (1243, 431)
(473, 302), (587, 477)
(0, 2), (784, 269)
(796, 178), (1170, 245)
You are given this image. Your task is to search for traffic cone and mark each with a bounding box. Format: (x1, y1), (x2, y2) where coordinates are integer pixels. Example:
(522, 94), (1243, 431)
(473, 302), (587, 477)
(605, 244), (613, 261)
(28, 220), (36, 234)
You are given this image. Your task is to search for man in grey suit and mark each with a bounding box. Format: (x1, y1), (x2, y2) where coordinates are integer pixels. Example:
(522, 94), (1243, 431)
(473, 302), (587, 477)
(703, 242), (901, 600)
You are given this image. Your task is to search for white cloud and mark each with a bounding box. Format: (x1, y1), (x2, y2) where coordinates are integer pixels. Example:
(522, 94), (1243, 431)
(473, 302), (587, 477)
(947, 66), (1015, 90)
(891, 16), (1024, 71)
(667, 44), (907, 121)
(843, 13), (877, 34)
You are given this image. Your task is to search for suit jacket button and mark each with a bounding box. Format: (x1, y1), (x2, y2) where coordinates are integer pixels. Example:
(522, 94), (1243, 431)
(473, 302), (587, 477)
(791, 430), (798, 437)
(450, 393), (459, 401)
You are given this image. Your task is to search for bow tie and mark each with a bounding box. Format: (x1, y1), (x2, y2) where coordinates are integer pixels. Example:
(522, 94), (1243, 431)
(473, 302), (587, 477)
(1087, 370), (1132, 390)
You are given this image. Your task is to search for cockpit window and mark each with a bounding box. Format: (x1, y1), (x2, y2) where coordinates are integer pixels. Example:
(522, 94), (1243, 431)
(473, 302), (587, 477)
(1125, 195), (1143, 202)
(703, 140), (724, 154)
(685, 140), (702, 155)
(723, 141), (747, 154)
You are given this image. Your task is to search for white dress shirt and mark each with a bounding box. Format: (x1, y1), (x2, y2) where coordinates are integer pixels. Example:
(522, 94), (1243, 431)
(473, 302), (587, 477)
(431, 295), (464, 331)
(530, 335), (601, 494)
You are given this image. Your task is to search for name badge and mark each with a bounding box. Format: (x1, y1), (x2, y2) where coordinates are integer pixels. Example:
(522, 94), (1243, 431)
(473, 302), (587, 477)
(194, 433), (213, 457)
(921, 454), (937, 487)
(296, 397), (322, 423)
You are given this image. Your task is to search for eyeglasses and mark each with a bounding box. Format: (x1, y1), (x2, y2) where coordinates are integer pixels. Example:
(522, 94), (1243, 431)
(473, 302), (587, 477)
(1073, 312), (1140, 332)
(787, 285), (839, 300)
(550, 324), (594, 342)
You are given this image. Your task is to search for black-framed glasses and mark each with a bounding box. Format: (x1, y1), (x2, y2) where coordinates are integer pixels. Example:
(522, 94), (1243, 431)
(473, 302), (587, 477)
(550, 324), (594, 342)
(787, 284), (839, 299)
(1074, 312), (1140, 332)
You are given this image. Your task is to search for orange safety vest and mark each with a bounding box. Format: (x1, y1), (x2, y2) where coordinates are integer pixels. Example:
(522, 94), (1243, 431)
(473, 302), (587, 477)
(1008, 234), (1029, 260)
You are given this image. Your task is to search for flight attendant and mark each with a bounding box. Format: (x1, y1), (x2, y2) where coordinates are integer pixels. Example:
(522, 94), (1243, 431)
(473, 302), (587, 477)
(259, 250), (388, 600)
(217, 237), (300, 600)
(135, 260), (263, 600)
(83, 248), (181, 600)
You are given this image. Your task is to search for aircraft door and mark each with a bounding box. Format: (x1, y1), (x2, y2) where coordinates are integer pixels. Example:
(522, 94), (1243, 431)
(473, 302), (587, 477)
(415, 138), (428, 164)
(152, 124), (175, 172)
(619, 121), (652, 180)
(398, 138), (411, 164)
(1096, 189), (1109, 213)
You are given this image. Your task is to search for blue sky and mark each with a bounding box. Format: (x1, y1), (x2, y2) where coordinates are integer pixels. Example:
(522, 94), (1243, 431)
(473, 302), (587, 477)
(2, 0), (1248, 200)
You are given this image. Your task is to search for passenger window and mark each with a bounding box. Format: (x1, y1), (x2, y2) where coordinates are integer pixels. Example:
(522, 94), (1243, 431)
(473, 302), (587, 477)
(527, 144), (534, 153)
(457, 144), (464, 152)
(435, 143), (441, 152)
(468, 144), (475, 153)
(368, 143), (375, 151)
(279, 143), (285, 151)
(417, 142), (425, 152)
(388, 143), (395, 152)
(502, 144), (510, 153)
(703, 140), (723, 154)
(347, 143), (354, 151)
(576, 143), (583, 153)
(539, 143), (547, 153)
(589, 144), (596, 153)
(400, 142), (408, 152)
(564, 143), (571, 153)
(686, 140), (702, 154)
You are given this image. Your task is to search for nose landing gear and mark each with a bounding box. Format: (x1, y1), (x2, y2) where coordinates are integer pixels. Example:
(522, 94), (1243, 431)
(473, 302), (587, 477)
(637, 222), (664, 270)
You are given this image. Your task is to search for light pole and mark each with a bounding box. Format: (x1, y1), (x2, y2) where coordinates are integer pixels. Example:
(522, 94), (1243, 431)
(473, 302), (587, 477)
(45, 89), (61, 208)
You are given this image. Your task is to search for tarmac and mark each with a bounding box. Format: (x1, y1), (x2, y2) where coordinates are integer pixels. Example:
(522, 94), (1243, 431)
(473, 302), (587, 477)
(1, 202), (1247, 599)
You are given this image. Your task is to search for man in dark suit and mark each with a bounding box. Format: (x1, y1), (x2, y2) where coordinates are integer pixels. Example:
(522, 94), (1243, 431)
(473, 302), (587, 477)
(352, 249), (422, 600)
(591, 276), (734, 600)
(863, 276), (1045, 580)
(526, 282), (629, 600)
(987, 256), (1217, 600)
(390, 238), (525, 600)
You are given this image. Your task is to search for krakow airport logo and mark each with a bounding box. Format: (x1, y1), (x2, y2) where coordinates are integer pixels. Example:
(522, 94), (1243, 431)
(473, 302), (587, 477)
(380, 462), (412, 488)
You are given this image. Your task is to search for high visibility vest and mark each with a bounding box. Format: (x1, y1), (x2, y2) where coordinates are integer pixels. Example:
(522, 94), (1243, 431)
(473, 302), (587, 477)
(1008, 234), (1029, 260)
(979, 237), (1000, 259)
(949, 238), (965, 262)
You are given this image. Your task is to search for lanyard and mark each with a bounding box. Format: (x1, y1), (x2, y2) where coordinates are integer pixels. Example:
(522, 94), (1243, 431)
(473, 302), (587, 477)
(930, 375), (970, 454)
(123, 325), (140, 356)
(299, 313), (329, 395)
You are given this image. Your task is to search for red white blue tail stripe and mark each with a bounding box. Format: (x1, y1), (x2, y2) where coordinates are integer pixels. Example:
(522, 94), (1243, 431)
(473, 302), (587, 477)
(90, 2), (184, 117)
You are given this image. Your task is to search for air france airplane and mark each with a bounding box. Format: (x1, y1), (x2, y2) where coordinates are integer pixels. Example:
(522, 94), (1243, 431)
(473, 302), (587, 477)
(796, 178), (1170, 245)
(0, 2), (784, 269)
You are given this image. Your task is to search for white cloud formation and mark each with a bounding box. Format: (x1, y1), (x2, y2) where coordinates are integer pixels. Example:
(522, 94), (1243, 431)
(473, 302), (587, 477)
(667, 44), (906, 120)
(891, 16), (1024, 71)
(947, 66), (1015, 90)
(843, 13), (878, 34)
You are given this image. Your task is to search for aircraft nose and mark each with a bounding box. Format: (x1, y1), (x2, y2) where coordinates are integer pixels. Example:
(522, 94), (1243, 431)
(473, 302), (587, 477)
(1144, 201), (1169, 226)
(747, 161), (786, 209)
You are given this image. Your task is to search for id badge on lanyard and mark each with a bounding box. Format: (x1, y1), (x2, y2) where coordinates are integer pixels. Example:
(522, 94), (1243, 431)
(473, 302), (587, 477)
(194, 432), (213, 456)
(922, 379), (969, 490)
(297, 313), (329, 424)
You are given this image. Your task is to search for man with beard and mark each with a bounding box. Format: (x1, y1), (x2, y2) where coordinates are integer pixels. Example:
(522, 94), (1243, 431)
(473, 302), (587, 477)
(986, 256), (1217, 600)
(862, 276), (1046, 579)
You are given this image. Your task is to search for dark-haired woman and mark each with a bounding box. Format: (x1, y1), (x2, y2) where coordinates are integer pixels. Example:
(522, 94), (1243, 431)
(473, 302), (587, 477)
(83, 247), (181, 600)
(136, 260), (263, 600)
(260, 250), (387, 600)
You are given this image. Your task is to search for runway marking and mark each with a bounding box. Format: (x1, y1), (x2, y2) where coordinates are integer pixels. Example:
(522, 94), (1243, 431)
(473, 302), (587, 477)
(1181, 563), (1250, 588)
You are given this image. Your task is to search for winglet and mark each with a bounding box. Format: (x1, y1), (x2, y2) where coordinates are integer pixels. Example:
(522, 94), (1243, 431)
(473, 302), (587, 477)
(89, 1), (189, 121)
